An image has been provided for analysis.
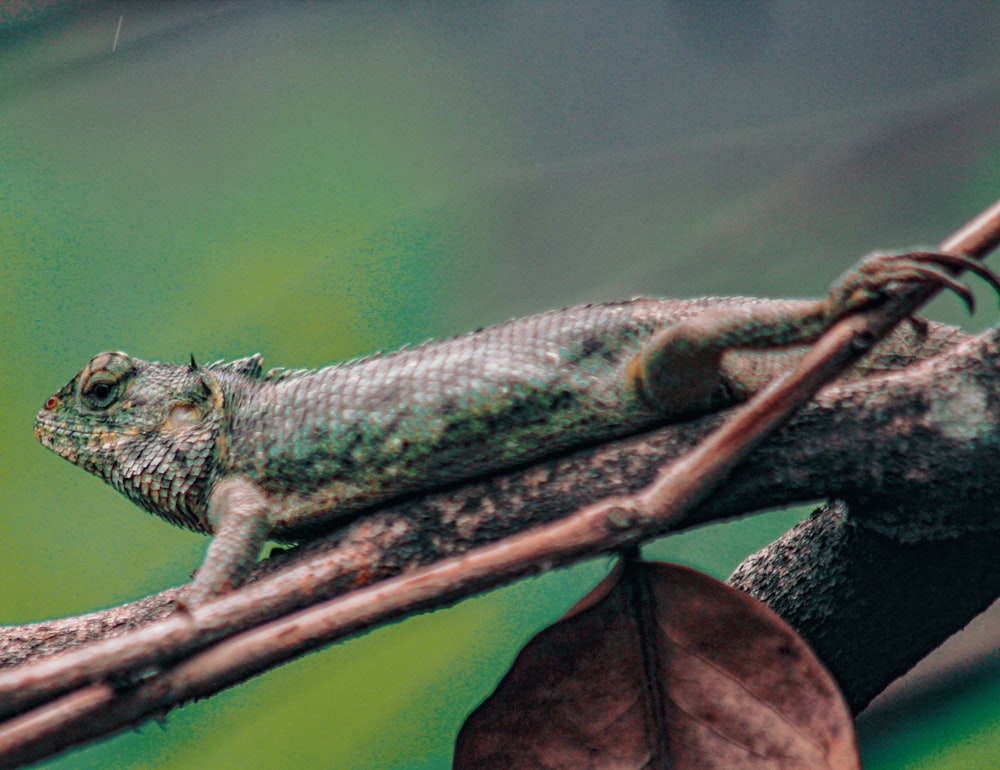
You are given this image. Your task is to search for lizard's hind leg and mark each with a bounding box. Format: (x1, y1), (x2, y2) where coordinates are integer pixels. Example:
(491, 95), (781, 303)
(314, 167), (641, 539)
(627, 250), (1000, 417)
(625, 298), (828, 417)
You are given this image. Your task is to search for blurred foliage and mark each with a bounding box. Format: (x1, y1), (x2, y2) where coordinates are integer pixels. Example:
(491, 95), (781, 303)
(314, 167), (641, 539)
(2, 2), (999, 768)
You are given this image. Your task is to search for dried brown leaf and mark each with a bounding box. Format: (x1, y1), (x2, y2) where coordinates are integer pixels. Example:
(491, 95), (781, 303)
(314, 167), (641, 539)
(454, 559), (859, 769)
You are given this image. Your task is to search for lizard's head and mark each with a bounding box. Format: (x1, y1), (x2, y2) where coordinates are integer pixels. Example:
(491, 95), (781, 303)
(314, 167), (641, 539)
(35, 351), (227, 532)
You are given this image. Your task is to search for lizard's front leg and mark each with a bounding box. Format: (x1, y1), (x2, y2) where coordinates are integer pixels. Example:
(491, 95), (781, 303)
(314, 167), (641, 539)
(628, 250), (1000, 414)
(182, 477), (273, 606)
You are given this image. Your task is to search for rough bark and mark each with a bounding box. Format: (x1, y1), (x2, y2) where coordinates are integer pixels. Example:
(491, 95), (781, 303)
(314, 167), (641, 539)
(4, 326), (999, 713)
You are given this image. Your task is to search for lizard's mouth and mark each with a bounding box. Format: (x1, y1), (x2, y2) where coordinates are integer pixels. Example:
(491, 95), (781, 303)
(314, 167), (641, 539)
(34, 414), (139, 477)
(33, 412), (110, 461)
(33, 419), (81, 465)
(34, 413), (89, 441)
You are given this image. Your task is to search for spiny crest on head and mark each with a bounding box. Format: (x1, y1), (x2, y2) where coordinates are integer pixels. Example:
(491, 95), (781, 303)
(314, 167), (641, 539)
(189, 354), (199, 372)
(206, 353), (265, 380)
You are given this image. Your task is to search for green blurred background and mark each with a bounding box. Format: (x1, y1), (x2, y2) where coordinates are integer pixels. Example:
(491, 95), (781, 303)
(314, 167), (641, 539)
(2, 1), (999, 767)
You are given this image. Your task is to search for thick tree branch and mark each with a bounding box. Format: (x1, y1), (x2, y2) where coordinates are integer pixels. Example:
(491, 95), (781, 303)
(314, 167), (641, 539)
(3, 202), (999, 767)
(730, 503), (1000, 714)
(1, 322), (999, 762)
(6, 320), (1000, 668)
(5, 319), (999, 665)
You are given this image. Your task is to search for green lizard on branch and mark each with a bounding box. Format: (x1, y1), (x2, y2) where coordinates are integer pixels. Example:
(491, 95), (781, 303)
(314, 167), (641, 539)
(34, 251), (1000, 605)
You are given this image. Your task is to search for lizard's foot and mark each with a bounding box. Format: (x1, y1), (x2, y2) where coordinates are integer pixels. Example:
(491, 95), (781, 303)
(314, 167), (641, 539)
(830, 250), (1000, 317)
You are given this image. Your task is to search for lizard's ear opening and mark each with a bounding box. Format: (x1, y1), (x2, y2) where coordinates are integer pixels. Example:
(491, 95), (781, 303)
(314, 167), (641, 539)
(166, 403), (202, 430)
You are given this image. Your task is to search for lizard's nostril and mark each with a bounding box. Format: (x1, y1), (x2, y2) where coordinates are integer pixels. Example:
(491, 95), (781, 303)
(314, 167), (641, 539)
(45, 396), (58, 410)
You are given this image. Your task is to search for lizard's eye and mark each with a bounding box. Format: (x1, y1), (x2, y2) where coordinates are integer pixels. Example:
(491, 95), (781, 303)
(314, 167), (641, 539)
(81, 375), (120, 409)
(76, 352), (134, 411)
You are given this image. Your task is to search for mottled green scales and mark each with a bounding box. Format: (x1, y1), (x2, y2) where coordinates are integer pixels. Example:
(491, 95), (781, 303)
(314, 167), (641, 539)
(34, 252), (995, 604)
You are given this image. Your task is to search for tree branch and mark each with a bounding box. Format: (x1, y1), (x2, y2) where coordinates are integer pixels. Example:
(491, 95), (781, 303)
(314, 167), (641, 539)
(730, 502), (1000, 714)
(3, 201), (999, 767)
(1, 322), (999, 765)
(7, 319), (1000, 671)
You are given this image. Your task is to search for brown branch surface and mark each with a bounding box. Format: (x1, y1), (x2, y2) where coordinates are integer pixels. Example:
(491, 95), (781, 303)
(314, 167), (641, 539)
(3, 324), (998, 668)
(5, 303), (1000, 675)
(730, 503), (1000, 714)
(2, 201), (999, 767)
(1, 322), (1000, 766)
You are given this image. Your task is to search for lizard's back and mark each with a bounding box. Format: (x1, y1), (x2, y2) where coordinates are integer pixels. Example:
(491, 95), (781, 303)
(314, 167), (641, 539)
(226, 297), (963, 536)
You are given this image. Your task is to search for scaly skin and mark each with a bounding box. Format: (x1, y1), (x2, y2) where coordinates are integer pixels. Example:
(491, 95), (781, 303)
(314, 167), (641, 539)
(33, 251), (994, 603)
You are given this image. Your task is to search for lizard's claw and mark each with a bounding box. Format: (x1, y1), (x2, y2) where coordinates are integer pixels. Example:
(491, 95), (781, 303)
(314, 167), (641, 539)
(832, 250), (1000, 317)
(905, 251), (1000, 296)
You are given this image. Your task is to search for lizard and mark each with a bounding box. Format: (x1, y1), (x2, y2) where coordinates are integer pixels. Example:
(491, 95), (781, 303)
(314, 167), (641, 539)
(34, 250), (1000, 605)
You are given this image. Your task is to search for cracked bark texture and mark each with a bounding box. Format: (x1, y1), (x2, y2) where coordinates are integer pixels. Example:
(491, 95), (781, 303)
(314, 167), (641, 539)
(3, 325), (1000, 716)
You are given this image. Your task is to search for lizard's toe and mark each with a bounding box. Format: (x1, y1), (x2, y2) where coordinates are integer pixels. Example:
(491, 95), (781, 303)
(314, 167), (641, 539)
(891, 250), (1000, 295)
(834, 249), (1000, 316)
